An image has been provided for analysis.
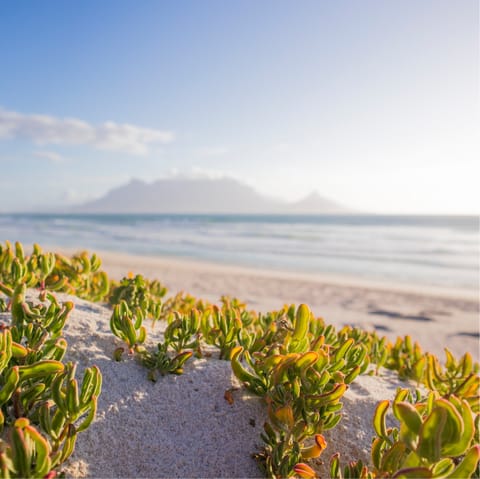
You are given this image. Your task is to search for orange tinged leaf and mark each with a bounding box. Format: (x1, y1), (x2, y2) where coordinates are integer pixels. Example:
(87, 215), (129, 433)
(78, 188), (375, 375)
(301, 434), (327, 459)
(294, 463), (317, 478)
(275, 404), (294, 429)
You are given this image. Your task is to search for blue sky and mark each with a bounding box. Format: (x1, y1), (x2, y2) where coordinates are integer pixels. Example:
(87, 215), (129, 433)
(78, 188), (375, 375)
(0, 0), (478, 213)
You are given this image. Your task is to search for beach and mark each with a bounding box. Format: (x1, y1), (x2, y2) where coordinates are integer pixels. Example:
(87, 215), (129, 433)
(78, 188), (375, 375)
(3, 1), (479, 476)
(49, 249), (478, 477)
(95, 249), (479, 362)
(2, 249), (476, 477)
(51, 289), (404, 478)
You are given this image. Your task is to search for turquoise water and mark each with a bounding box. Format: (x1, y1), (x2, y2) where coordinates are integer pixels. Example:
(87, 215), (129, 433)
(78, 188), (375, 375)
(0, 214), (478, 292)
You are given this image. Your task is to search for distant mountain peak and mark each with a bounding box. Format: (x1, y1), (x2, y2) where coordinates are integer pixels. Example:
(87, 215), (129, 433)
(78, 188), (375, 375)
(128, 178), (145, 185)
(301, 190), (323, 200)
(290, 190), (348, 214)
(73, 177), (350, 214)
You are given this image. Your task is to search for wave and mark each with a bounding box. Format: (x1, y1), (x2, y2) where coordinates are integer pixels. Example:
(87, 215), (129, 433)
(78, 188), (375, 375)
(1, 213), (478, 291)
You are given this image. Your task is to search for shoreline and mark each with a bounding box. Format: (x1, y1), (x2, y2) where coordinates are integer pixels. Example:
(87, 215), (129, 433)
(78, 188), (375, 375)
(58, 246), (478, 302)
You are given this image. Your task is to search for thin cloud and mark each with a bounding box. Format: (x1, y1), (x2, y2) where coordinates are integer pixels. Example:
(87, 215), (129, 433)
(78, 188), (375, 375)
(0, 107), (174, 155)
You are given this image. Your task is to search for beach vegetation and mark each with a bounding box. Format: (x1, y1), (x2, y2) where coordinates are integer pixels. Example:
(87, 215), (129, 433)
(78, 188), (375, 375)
(140, 343), (193, 381)
(0, 241), (478, 478)
(366, 390), (479, 478)
(109, 273), (166, 320)
(0, 267), (102, 478)
(109, 300), (147, 354)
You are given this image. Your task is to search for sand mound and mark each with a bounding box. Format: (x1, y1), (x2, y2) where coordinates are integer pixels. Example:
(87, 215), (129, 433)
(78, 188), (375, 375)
(4, 291), (415, 478)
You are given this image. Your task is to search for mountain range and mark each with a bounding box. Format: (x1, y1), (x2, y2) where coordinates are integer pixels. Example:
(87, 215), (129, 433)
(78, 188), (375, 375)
(74, 177), (349, 214)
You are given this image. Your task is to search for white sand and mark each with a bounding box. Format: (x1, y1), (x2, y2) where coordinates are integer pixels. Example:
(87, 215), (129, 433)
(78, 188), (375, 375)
(2, 251), (478, 478)
(49, 291), (410, 478)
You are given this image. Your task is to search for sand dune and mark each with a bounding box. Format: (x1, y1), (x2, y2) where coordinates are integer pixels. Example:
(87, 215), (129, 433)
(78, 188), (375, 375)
(9, 251), (477, 477)
(49, 292), (413, 478)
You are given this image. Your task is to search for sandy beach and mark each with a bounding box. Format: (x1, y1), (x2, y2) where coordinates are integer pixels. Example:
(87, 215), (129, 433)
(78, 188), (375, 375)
(93, 249), (479, 362)
(43, 290), (406, 479)
(2, 249), (477, 478)
(3, 1), (478, 476)
(54, 248), (477, 477)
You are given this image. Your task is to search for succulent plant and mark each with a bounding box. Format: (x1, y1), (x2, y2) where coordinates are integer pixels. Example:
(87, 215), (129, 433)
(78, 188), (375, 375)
(50, 251), (110, 302)
(370, 390), (479, 478)
(0, 245), (103, 477)
(109, 274), (166, 320)
(163, 309), (201, 353)
(109, 300), (147, 353)
(160, 291), (209, 321)
(329, 454), (374, 479)
(140, 343), (193, 380)
(0, 417), (53, 478)
(0, 242), (113, 302)
(424, 351), (479, 405)
(230, 305), (372, 478)
(201, 305), (243, 359)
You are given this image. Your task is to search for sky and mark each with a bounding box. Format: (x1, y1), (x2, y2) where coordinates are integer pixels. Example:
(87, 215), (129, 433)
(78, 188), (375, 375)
(0, 0), (478, 214)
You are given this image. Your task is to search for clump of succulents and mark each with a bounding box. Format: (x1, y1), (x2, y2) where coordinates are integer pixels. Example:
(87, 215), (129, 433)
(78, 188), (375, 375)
(0, 241), (112, 302)
(368, 389), (479, 478)
(109, 273), (166, 319)
(110, 300), (147, 356)
(230, 304), (370, 477)
(0, 271), (102, 478)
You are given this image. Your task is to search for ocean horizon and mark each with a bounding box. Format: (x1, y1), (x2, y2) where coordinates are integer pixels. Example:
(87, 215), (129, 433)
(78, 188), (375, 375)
(1, 213), (478, 294)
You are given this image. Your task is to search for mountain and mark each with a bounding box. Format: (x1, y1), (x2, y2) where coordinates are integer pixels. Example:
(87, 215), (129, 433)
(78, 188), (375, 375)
(288, 191), (347, 214)
(73, 177), (349, 214)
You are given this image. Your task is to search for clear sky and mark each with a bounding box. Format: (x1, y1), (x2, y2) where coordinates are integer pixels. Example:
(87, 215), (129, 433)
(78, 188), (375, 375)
(0, 0), (478, 214)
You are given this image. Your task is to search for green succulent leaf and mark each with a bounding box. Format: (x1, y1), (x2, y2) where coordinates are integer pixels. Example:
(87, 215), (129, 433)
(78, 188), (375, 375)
(373, 400), (390, 440)
(446, 445), (480, 478)
(417, 407), (447, 463)
(292, 304), (310, 342)
(430, 458), (455, 478)
(381, 442), (407, 474)
(392, 467), (432, 478)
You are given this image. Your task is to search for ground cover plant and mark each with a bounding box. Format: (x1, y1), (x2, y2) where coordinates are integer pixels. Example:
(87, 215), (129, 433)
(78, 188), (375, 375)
(0, 241), (478, 478)
(0, 243), (102, 478)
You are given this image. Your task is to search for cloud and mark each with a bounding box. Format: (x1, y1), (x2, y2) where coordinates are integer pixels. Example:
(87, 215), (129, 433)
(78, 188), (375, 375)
(0, 107), (174, 155)
(33, 150), (65, 163)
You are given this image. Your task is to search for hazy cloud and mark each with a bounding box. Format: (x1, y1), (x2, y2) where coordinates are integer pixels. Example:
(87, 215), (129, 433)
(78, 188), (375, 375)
(0, 107), (174, 155)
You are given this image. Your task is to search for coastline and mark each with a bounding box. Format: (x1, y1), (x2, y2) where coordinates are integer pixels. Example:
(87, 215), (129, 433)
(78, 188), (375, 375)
(7, 248), (478, 477)
(58, 247), (479, 362)
(61, 247), (478, 301)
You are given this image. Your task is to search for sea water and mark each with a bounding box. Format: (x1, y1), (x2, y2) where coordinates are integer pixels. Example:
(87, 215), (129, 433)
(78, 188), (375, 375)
(0, 214), (478, 293)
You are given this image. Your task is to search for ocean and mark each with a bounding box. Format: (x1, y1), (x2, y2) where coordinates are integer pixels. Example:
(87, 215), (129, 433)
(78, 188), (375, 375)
(0, 214), (478, 294)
